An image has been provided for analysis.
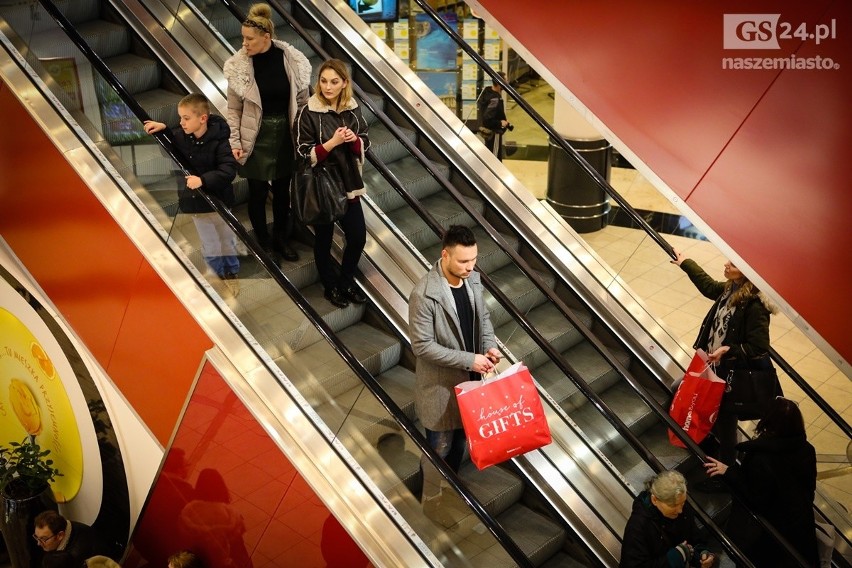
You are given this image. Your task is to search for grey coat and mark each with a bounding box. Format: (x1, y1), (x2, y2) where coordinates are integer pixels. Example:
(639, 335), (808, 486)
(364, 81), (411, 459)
(223, 39), (311, 164)
(409, 259), (497, 430)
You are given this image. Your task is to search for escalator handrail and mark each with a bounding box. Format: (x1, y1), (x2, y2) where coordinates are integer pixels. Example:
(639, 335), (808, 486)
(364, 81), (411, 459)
(410, 0), (852, 449)
(38, 0), (819, 563)
(229, 2), (814, 565)
(33, 0), (533, 564)
(770, 346), (852, 440)
(409, 0), (675, 261)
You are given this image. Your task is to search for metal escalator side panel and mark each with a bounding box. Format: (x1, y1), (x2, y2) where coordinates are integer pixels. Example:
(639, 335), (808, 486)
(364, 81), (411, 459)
(0, 25), (440, 567)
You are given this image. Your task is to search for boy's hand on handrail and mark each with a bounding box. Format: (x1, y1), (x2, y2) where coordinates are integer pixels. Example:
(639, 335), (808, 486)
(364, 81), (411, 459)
(142, 120), (166, 135)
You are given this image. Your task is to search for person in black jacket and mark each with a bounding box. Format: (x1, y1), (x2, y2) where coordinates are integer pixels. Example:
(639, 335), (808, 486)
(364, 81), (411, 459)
(34, 510), (109, 567)
(671, 250), (777, 474)
(476, 71), (510, 160)
(620, 470), (715, 568)
(294, 59), (370, 309)
(704, 397), (818, 567)
(144, 94), (240, 294)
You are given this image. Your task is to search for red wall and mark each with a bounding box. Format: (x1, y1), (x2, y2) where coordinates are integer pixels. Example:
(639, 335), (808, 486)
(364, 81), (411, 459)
(0, 82), (368, 564)
(477, 0), (851, 363)
(124, 362), (370, 568)
(0, 83), (212, 445)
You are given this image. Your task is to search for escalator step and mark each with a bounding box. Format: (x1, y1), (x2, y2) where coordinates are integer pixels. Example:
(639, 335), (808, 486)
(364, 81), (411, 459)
(485, 263), (553, 329)
(1, 0), (98, 36)
(499, 303), (592, 370)
(336, 322), (403, 377)
(458, 462), (524, 518)
(369, 122), (418, 165)
(101, 53), (161, 96)
(134, 88), (183, 129)
(533, 341), (628, 412)
(364, 156), (447, 214)
(24, 19), (129, 60)
(497, 503), (567, 566)
(571, 381), (661, 456)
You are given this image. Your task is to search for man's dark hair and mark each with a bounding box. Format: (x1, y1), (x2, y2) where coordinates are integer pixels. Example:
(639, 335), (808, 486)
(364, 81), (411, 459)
(491, 71), (507, 88)
(34, 510), (66, 534)
(442, 225), (476, 249)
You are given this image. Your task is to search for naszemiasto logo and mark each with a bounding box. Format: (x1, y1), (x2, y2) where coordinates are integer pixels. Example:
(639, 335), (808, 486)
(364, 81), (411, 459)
(722, 14), (840, 70)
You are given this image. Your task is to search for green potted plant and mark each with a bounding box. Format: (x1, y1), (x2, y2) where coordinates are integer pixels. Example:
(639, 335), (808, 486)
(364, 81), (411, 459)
(0, 437), (62, 568)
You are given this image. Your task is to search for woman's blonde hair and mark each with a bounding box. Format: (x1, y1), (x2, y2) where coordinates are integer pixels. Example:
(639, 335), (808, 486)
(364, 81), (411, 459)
(244, 3), (275, 38)
(725, 278), (757, 308)
(315, 59), (353, 109)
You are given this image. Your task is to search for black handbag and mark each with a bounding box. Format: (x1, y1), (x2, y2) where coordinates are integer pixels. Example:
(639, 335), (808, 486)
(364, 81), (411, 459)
(722, 366), (781, 420)
(292, 158), (347, 225)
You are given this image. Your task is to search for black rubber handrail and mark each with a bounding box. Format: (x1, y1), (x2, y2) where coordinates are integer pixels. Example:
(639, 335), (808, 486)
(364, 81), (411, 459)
(224, 2), (817, 565)
(36, 1), (531, 565)
(36, 0), (819, 564)
(412, 0), (851, 452)
(410, 0), (675, 261)
(770, 346), (852, 440)
(224, 1), (823, 565)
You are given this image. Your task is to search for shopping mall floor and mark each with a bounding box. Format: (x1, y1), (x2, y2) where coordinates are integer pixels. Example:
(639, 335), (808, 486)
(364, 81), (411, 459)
(501, 77), (852, 512)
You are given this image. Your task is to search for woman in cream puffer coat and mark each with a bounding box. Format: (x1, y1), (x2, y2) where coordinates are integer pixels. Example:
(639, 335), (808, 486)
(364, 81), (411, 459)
(223, 3), (311, 261)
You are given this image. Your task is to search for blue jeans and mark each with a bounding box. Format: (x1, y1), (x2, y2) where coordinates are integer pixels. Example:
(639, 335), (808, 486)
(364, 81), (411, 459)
(421, 428), (466, 500)
(192, 213), (239, 277)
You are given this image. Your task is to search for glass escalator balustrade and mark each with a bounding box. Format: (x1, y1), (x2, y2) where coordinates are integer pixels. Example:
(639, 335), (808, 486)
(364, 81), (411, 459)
(6, 0), (847, 564)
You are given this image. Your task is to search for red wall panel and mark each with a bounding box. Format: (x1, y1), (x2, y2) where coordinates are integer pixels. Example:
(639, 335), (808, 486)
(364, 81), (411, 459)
(477, 0), (850, 362)
(0, 84), (212, 444)
(124, 362), (371, 568)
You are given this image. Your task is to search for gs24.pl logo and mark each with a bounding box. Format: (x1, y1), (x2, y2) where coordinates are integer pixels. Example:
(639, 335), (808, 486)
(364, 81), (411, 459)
(722, 14), (840, 70)
(723, 14), (837, 49)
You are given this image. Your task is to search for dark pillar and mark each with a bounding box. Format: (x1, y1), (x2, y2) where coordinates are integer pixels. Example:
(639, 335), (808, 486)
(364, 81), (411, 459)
(546, 137), (611, 233)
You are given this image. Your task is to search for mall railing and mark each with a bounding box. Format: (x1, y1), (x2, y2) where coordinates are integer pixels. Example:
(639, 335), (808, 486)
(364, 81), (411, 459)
(32, 0), (534, 564)
(409, 0), (852, 448)
(207, 1), (819, 565)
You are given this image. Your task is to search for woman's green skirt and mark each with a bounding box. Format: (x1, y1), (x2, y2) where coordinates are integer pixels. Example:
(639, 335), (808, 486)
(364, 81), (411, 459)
(239, 114), (295, 181)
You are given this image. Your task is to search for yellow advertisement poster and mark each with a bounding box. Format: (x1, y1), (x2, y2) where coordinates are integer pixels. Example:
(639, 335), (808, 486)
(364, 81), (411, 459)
(40, 57), (84, 112)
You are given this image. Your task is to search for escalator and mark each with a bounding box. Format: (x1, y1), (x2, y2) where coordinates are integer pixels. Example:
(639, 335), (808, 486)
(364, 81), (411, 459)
(164, 4), (852, 559)
(0, 2), (618, 566)
(3, 0), (849, 566)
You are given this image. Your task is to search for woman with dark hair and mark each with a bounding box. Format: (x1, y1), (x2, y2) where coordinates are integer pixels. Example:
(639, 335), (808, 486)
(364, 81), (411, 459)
(671, 250), (778, 470)
(294, 59), (370, 308)
(224, 2), (311, 261)
(705, 397), (818, 567)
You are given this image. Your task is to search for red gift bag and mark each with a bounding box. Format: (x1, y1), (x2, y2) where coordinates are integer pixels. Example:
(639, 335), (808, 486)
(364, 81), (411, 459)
(668, 350), (726, 448)
(455, 362), (552, 470)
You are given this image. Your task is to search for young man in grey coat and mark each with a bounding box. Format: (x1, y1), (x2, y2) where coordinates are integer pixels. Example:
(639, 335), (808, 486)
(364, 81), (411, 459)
(408, 225), (502, 526)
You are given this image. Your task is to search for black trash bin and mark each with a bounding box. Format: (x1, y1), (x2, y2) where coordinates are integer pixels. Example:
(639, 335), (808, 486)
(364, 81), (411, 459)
(546, 137), (612, 233)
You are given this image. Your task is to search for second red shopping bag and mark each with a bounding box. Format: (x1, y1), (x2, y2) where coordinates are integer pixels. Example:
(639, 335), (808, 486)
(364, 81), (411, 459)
(668, 349), (726, 448)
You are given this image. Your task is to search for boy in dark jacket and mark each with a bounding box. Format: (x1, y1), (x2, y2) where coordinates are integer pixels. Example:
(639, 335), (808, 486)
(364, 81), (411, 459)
(144, 94), (240, 293)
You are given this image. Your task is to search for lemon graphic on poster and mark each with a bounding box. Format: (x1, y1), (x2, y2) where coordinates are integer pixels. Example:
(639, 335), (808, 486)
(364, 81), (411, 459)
(0, 308), (83, 502)
(9, 379), (42, 435)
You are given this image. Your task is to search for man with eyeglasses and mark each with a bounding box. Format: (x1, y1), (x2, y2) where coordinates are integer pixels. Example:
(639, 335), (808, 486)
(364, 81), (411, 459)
(33, 510), (109, 566)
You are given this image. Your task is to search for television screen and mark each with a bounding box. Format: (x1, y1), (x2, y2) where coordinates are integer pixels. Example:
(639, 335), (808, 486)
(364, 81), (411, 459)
(348, 0), (399, 23)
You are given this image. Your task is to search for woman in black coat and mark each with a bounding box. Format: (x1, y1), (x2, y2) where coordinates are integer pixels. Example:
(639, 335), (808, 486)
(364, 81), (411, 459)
(294, 58), (370, 308)
(672, 250), (777, 469)
(705, 397), (818, 567)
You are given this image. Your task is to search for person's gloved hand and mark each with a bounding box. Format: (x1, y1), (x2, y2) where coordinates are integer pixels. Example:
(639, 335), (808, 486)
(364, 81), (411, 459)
(667, 541), (693, 567)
